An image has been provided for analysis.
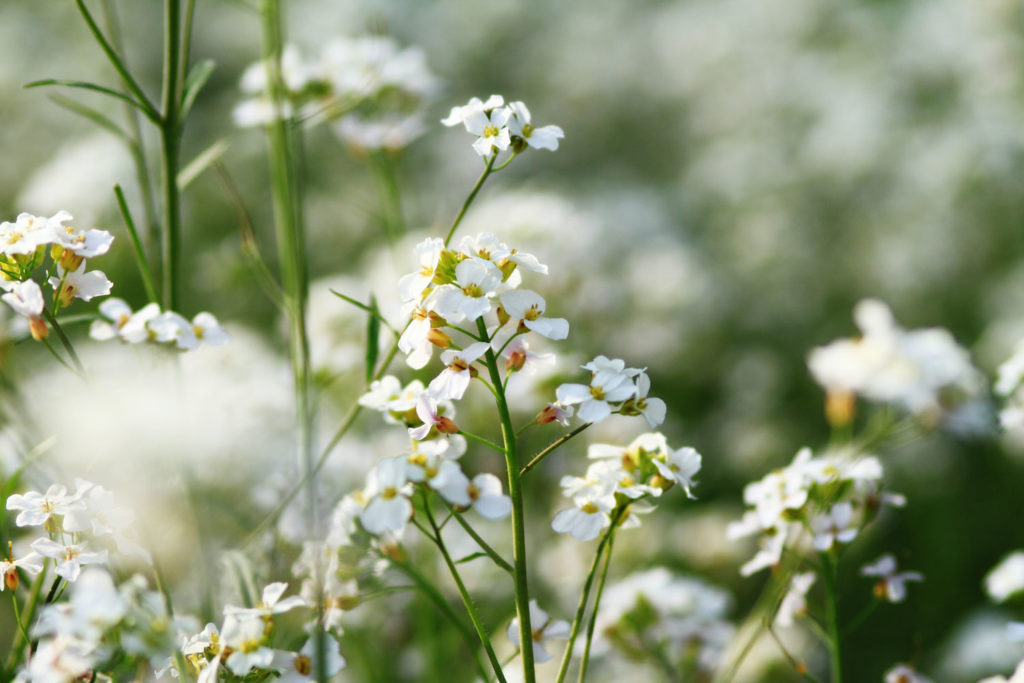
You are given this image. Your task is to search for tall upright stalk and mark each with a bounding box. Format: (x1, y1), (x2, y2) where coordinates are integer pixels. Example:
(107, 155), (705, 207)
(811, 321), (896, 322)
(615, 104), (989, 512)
(259, 0), (319, 679)
(160, 0), (183, 311)
(822, 552), (843, 683)
(477, 318), (535, 683)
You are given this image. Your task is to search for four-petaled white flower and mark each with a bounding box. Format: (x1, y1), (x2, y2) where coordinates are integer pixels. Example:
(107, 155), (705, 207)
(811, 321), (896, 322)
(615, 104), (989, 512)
(506, 600), (570, 663)
(556, 357), (640, 423)
(398, 237), (445, 302)
(861, 555), (923, 603)
(1, 279), (48, 340)
(30, 538), (108, 582)
(224, 582), (307, 619)
(360, 457), (413, 534)
(551, 492), (616, 541)
(6, 485), (84, 527)
(408, 393), (458, 441)
(499, 289), (568, 340)
(811, 502), (859, 551)
(429, 341), (491, 400)
(506, 101), (565, 151)
(48, 262), (112, 307)
(652, 446), (701, 498)
(428, 258), (504, 322)
(441, 95), (505, 128)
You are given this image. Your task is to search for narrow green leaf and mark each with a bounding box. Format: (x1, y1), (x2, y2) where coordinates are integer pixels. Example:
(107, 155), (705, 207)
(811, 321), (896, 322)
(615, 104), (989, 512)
(25, 79), (157, 121)
(330, 289), (399, 337)
(453, 552), (492, 565)
(47, 94), (129, 143)
(366, 295), (381, 384)
(222, 551), (259, 608)
(113, 184), (159, 304)
(177, 139), (229, 191)
(181, 58), (215, 119)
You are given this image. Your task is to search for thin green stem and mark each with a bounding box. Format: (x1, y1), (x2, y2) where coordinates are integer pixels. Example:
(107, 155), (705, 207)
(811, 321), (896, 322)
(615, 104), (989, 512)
(444, 502), (513, 575)
(152, 558), (189, 680)
(460, 430), (505, 454)
(41, 310), (86, 378)
(821, 552), (843, 683)
(390, 555), (492, 683)
(114, 184), (159, 303)
(10, 592), (30, 652)
(421, 499), (508, 683)
(555, 507), (626, 683)
(841, 598), (879, 638)
(520, 423), (591, 476)
(40, 336), (78, 375)
(477, 318), (535, 683)
(73, 0), (160, 121)
(5, 565), (46, 671)
(160, 0), (183, 311)
(577, 526), (616, 683)
(444, 154), (497, 246)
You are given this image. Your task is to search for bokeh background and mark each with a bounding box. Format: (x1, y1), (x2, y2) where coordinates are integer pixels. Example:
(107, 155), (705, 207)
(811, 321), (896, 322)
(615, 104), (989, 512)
(3, 0), (1024, 680)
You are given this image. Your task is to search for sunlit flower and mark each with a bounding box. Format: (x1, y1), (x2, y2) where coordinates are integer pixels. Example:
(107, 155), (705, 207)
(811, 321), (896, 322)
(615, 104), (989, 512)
(408, 393), (458, 441)
(506, 600), (570, 663)
(551, 492), (616, 541)
(30, 538), (108, 582)
(861, 554), (923, 603)
(428, 258), (504, 322)
(48, 262), (112, 307)
(6, 484), (83, 528)
(499, 289), (568, 340)
(429, 341), (490, 400)
(360, 457), (413, 534)
(506, 101), (564, 151)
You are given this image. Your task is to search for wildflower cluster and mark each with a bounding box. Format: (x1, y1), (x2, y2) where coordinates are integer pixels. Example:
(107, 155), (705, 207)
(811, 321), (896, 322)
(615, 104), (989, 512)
(443, 95), (564, 157)
(808, 299), (983, 426)
(5, 479), (148, 586)
(727, 447), (905, 577)
(552, 433), (700, 541)
(90, 298), (228, 351)
(587, 568), (734, 678)
(18, 569), (194, 683)
(235, 37), (438, 152)
(0, 211), (112, 341)
(555, 356), (667, 426)
(176, 582), (343, 683)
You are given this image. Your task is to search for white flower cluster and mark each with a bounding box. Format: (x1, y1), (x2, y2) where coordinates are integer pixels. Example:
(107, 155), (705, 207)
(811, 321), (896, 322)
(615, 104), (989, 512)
(808, 299), (982, 421)
(235, 37), (438, 152)
(350, 440), (512, 537)
(176, 582), (344, 683)
(727, 447), (904, 576)
(556, 355), (666, 426)
(90, 298), (228, 351)
(551, 433), (701, 541)
(442, 95), (564, 157)
(16, 569), (196, 683)
(5, 479), (149, 585)
(995, 344), (1024, 437)
(0, 211), (113, 341)
(586, 568), (734, 676)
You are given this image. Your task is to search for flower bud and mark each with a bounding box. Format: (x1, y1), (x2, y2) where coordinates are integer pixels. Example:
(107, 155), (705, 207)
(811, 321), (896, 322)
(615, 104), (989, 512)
(436, 416), (459, 434)
(537, 404), (570, 425)
(506, 348), (527, 373)
(28, 316), (49, 342)
(825, 390), (855, 428)
(427, 328), (452, 348)
(496, 305), (510, 327)
(4, 567), (17, 592)
(59, 250), (84, 272)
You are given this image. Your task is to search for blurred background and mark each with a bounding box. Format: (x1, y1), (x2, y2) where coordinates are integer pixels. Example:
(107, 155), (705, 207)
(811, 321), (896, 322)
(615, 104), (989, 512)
(3, 0), (1024, 680)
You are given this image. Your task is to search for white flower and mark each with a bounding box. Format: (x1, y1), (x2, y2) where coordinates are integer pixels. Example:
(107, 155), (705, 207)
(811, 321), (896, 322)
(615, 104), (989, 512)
(397, 237), (445, 302)
(499, 289), (568, 340)
(551, 492), (616, 541)
(30, 538), (108, 582)
(1, 280), (48, 340)
(272, 634), (347, 682)
(776, 571), (815, 627)
(6, 484), (84, 527)
(21, 636), (93, 682)
(441, 95), (505, 128)
(48, 263), (112, 307)
(224, 582), (306, 618)
(465, 106), (513, 157)
(50, 213), (114, 263)
(985, 551), (1024, 603)
(428, 341), (490, 400)
(811, 502), (859, 551)
(861, 555), (923, 603)
(221, 613), (275, 675)
(652, 446), (701, 498)
(399, 308), (439, 369)
(0, 212), (56, 256)
(556, 357), (640, 423)
(191, 312), (230, 346)
(89, 298), (133, 341)
(1, 550), (43, 592)
(630, 372), (667, 428)
(506, 600), (570, 663)
(428, 258), (504, 322)
(466, 473), (512, 520)
(118, 302), (162, 343)
(506, 101), (565, 151)
(149, 311), (198, 349)
(408, 393), (458, 441)
(360, 457), (412, 535)
(332, 113), (425, 152)
(884, 664), (932, 683)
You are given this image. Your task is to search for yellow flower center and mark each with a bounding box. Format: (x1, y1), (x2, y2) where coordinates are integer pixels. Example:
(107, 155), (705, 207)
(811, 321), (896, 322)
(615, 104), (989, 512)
(381, 487), (399, 500)
(581, 502), (599, 514)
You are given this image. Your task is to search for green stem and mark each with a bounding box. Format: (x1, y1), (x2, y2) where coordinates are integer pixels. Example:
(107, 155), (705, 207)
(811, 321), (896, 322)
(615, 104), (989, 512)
(555, 507), (626, 683)
(821, 552), (843, 683)
(444, 153), (496, 246)
(444, 503), (513, 575)
(477, 317), (535, 683)
(160, 0), (183, 311)
(5, 565), (46, 671)
(390, 555), (492, 683)
(152, 558), (189, 679)
(113, 184), (159, 303)
(41, 310), (86, 378)
(520, 423), (591, 476)
(421, 500), (508, 683)
(578, 526), (616, 683)
(460, 430), (505, 454)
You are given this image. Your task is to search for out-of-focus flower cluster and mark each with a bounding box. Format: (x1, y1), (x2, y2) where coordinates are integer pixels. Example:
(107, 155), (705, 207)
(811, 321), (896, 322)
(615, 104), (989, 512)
(90, 298), (228, 352)
(0, 211), (113, 342)
(727, 446), (904, 576)
(234, 37), (439, 153)
(552, 432), (700, 541)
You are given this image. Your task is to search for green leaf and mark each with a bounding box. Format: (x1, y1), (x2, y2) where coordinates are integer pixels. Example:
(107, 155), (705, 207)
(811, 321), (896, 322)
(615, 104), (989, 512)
(25, 79), (158, 122)
(453, 552), (492, 565)
(222, 551), (259, 608)
(330, 289), (399, 337)
(181, 59), (216, 119)
(366, 295), (381, 384)
(47, 94), (129, 143)
(177, 139), (229, 191)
